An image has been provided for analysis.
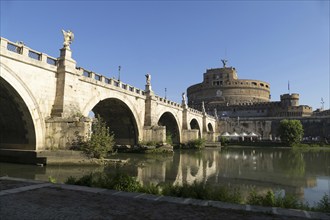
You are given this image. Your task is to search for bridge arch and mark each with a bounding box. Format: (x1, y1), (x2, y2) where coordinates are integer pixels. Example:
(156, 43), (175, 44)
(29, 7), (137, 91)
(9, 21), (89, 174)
(0, 64), (44, 150)
(89, 98), (140, 146)
(207, 123), (214, 132)
(190, 118), (201, 138)
(158, 112), (181, 144)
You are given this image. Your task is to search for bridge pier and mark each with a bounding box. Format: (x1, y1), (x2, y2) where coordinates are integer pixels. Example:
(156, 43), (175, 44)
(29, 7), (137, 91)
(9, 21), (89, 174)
(51, 47), (79, 118)
(181, 130), (199, 143)
(143, 126), (166, 144)
(45, 117), (92, 150)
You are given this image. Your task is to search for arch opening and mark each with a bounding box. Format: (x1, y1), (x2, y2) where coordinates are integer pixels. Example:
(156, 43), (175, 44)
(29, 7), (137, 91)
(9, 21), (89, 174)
(158, 112), (180, 144)
(190, 119), (201, 138)
(0, 78), (36, 150)
(208, 123), (214, 132)
(92, 98), (138, 146)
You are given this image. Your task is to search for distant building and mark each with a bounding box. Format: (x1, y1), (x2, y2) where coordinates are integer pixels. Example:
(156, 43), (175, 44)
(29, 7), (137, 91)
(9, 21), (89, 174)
(186, 63), (330, 141)
(187, 64), (312, 118)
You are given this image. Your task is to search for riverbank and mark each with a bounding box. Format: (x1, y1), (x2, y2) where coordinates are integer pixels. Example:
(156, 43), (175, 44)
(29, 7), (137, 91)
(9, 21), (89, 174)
(1, 176), (329, 220)
(0, 149), (129, 166)
(224, 141), (330, 149)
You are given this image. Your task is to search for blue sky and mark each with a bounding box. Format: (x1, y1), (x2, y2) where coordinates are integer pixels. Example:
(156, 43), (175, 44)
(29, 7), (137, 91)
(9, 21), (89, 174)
(1, 1), (329, 110)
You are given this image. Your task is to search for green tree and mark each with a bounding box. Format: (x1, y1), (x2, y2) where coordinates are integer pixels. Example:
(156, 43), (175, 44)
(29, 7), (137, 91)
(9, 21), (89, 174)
(278, 119), (304, 147)
(82, 115), (115, 159)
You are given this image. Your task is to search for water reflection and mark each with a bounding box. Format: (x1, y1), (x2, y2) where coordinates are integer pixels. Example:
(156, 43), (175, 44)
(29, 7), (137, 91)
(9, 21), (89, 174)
(106, 147), (329, 205)
(1, 147), (329, 206)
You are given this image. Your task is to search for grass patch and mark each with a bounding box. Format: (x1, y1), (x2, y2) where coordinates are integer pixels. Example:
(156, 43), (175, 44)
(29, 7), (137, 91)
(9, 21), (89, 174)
(179, 139), (206, 149)
(65, 172), (330, 213)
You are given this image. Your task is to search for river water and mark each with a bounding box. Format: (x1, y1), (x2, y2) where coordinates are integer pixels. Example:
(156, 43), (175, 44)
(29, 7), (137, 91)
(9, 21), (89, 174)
(1, 146), (329, 206)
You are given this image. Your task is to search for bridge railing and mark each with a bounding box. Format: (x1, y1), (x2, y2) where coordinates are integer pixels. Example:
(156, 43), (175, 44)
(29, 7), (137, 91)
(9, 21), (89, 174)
(154, 95), (182, 108)
(187, 107), (216, 120)
(1, 37), (58, 67)
(77, 67), (146, 96)
(153, 94), (216, 119)
(188, 107), (203, 115)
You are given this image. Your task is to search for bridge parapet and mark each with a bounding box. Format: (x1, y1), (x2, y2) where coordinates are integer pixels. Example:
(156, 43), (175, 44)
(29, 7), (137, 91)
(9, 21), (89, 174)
(188, 107), (203, 115)
(0, 37), (58, 67)
(76, 67), (146, 96)
(154, 95), (182, 109)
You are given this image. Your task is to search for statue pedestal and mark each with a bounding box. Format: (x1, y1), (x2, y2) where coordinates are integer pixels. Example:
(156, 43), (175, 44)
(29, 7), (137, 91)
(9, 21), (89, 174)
(58, 47), (76, 72)
(60, 47), (72, 58)
(145, 84), (152, 93)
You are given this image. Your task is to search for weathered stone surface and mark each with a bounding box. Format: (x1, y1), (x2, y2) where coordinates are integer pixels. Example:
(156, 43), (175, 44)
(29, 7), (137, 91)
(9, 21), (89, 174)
(0, 37), (217, 155)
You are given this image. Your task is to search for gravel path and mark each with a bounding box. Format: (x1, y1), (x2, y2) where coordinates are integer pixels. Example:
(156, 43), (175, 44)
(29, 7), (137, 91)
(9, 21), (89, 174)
(0, 179), (38, 190)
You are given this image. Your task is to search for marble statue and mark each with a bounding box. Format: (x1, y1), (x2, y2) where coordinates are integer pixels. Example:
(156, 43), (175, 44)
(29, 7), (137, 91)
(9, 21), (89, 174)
(182, 92), (186, 103)
(145, 73), (151, 85)
(62, 30), (74, 49)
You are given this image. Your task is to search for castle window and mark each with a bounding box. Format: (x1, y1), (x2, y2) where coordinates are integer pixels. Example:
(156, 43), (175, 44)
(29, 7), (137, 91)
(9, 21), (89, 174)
(260, 83), (264, 87)
(252, 82), (257, 86)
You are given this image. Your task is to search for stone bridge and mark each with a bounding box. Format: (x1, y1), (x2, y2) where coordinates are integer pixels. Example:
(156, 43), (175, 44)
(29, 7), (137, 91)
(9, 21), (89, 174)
(0, 37), (218, 152)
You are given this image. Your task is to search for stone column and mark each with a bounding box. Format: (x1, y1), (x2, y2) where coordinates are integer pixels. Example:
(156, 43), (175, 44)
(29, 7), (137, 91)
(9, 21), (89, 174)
(51, 47), (77, 117)
(182, 100), (188, 130)
(144, 89), (156, 126)
(144, 73), (156, 126)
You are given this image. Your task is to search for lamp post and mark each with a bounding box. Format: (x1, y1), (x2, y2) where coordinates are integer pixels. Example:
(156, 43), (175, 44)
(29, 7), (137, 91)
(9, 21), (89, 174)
(165, 88), (167, 99)
(118, 65), (121, 81)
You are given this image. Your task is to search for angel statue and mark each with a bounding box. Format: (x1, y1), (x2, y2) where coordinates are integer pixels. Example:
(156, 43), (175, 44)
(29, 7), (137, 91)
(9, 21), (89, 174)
(202, 101), (206, 113)
(62, 30), (74, 49)
(145, 73), (151, 85)
(182, 92), (186, 104)
(221, 59), (228, 68)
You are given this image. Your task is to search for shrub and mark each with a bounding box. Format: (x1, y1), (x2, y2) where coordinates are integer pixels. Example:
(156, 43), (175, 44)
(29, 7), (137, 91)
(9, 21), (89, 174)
(48, 176), (57, 184)
(247, 189), (309, 210)
(139, 183), (161, 195)
(219, 137), (229, 146)
(263, 191), (276, 207)
(315, 194), (330, 213)
(65, 172), (141, 192)
(278, 119), (304, 147)
(166, 131), (173, 145)
(110, 173), (141, 192)
(138, 141), (159, 147)
(211, 186), (242, 204)
(162, 182), (211, 200)
(247, 189), (264, 206)
(181, 139), (206, 149)
(81, 115), (115, 159)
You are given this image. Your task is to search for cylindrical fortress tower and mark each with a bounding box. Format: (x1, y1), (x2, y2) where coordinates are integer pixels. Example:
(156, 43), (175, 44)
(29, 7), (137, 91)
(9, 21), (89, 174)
(280, 93), (299, 107)
(187, 65), (271, 107)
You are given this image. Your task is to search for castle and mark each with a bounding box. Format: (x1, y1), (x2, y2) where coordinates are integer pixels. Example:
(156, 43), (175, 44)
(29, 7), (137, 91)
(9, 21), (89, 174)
(187, 61), (312, 118)
(186, 61), (329, 141)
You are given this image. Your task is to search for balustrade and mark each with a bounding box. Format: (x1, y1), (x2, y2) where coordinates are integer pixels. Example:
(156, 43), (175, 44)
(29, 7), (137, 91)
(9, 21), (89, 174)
(7, 43), (22, 54)
(28, 50), (41, 60)
(2, 37), (58, 67)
